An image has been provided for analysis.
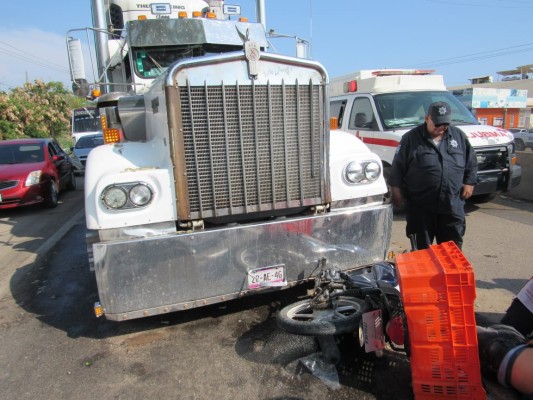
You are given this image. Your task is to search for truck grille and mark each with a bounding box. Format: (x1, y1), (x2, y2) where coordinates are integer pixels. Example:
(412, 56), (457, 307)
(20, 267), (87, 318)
(475, 146), (509, 172)
(177, 81), (324, 220)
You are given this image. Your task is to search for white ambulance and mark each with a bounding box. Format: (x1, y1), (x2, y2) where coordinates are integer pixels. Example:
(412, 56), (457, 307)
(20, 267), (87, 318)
(330, 69), (522, 202)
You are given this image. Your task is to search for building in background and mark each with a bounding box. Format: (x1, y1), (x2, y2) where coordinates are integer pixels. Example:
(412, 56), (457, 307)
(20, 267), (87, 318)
(449, 64), (533, 129)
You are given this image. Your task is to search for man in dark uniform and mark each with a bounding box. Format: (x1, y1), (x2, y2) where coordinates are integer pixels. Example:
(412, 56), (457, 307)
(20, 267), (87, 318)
(389, 101), (477, 250)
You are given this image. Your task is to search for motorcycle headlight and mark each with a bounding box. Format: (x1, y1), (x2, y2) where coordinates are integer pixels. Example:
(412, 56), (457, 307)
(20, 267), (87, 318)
(25, 170), (42, 186)
(344, 161), (381, 184)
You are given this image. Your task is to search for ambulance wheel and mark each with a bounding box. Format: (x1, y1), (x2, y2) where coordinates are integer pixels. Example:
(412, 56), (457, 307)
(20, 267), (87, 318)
(277, 297), (367, 336)
(515, 139), (526, 151)
(471, 193), (497, 204)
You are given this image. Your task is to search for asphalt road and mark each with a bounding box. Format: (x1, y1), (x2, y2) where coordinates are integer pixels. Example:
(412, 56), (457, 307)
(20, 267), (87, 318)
(0, 182), (530, 400)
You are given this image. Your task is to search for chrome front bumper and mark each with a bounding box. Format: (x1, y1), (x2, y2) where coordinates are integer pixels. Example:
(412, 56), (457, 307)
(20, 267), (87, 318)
(93, 204), (392, 320)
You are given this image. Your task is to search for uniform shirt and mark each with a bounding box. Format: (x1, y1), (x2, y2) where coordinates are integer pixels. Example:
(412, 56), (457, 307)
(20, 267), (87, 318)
(389, 123), (477, 216)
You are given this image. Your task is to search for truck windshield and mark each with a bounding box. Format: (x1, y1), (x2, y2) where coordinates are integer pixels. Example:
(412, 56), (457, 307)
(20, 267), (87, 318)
(374, 91), (478, 130)
(133, 44), (242, 78)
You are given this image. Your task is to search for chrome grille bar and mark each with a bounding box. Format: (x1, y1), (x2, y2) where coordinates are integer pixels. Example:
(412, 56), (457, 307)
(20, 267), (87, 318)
(268, 82), (276, 206)
(187, 81), (204, 214)
(204, 81), (218, 215)
(221, 81), (234, 215)
(282, 80), (290, 205)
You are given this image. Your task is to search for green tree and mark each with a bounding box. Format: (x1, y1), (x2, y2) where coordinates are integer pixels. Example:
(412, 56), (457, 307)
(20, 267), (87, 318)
(0, 80), (89, 142)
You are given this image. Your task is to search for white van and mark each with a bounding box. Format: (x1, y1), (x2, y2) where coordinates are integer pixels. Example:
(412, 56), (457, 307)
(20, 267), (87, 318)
(330, 69), (522, 202)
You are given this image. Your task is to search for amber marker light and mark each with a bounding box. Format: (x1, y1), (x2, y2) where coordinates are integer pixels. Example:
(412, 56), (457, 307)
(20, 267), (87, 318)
(100, 115), (123, 144)
(94, 302), (103, 318)
(206, 12), (216, 18)
(330, 117), (338, 130)
(178, 11), (187, 18)
(192, 11), (202, 17)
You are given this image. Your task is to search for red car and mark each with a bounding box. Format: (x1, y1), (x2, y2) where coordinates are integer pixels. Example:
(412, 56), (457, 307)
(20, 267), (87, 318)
(0, 139), (76, 209)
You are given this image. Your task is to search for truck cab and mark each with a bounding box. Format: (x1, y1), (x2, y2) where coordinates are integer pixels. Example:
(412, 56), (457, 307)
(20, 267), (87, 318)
(67, 1), (392, 321)
(330, 69), (522, 202)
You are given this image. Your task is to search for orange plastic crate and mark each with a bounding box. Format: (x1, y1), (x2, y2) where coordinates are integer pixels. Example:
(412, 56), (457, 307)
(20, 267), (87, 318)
(396, 242), (486, 400)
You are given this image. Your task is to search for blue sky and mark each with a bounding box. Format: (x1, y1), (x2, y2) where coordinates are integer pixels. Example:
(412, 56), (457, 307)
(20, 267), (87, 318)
(1, 0), (533, 91)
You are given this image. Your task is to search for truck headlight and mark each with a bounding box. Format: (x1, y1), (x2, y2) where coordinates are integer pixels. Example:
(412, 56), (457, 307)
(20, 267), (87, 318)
(129, 184), (152, 206)
(345, 161), (364, 183)
(101, 182), (154, 210)
(102, 186), (128, 209)
(364, 161), (381, 181)
(344, 161), (381, 184)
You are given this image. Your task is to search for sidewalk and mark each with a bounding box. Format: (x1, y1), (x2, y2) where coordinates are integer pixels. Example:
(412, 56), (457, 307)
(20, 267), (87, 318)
(510, 150), (533, 202)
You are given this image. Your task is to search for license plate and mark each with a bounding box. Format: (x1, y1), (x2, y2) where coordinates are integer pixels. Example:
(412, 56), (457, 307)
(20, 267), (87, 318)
(247, 264), (286, 290)
(361, 309), (384, 353)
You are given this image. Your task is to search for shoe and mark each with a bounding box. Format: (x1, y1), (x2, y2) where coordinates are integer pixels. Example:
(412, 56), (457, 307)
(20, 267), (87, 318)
(477, 324), (526, 382)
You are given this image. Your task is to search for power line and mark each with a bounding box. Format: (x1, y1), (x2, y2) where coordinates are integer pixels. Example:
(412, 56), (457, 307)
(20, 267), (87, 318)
(0, 43), (70, 74)
(426, 0), (533, 8)
(0, 40), (67, 70)
(400, 42), (533, 69)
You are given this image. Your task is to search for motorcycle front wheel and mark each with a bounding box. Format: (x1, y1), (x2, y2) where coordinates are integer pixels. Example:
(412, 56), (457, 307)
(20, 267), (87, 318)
(277, 297), (368, 336)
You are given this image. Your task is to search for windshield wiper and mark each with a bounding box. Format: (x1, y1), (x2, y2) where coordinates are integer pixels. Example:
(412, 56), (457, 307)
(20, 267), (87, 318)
(452, 119), (476, 125)
(387, 122), (418, 128)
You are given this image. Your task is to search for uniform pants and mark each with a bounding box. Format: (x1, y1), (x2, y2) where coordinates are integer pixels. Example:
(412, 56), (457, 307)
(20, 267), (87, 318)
(404, 205), (465, 250)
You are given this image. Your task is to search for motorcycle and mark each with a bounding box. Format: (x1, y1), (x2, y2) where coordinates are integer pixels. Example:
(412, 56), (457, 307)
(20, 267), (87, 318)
(276, 257), (408, 364)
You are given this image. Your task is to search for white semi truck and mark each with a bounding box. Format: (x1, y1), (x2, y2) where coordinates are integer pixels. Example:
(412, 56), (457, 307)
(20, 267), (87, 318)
(330, 69), (522, 203)
(67, 0), (391, 321)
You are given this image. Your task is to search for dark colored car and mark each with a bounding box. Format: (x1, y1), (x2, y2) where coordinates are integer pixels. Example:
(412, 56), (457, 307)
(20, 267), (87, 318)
(0, 139), (76, 209)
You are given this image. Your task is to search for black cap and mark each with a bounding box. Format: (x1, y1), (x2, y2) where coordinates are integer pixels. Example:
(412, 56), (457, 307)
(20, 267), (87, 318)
(428, 101), (451, 125)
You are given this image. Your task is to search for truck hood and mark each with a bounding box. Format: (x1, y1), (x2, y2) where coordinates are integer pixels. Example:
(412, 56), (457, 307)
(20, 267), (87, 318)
(457, 125), (514, 147)
(392, 124), (513, 148)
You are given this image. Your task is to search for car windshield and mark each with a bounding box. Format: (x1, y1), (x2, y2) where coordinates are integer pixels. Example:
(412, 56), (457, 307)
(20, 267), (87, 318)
(374, 91), (478, 130)
(75, 135), (104, 149)
(0, 144), (44, 164)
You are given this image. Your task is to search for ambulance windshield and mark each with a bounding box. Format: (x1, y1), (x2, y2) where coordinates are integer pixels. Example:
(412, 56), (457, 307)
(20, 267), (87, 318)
(374, 91), (478, 130)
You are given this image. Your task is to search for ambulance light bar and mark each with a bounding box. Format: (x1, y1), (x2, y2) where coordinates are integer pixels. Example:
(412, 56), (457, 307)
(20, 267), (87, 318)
(371, 69), (435, 76)
(342, 69), (437, 93)
(343, 80), (357, 93)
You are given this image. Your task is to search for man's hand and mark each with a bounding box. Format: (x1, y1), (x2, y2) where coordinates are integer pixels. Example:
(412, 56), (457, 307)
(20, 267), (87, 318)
(461, 184), (474, 200)
(390, 186), (404, 209)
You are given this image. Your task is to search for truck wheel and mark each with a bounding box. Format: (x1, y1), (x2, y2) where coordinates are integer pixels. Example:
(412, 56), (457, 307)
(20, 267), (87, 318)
(44, 181), (59, 208)
(277, 297), (367, 336)
(515, 139), (526, 151)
